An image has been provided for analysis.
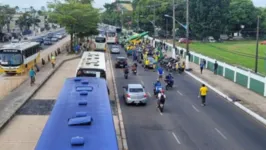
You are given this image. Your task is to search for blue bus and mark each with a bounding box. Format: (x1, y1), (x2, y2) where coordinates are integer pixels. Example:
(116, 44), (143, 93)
(35, 77), (118, 150)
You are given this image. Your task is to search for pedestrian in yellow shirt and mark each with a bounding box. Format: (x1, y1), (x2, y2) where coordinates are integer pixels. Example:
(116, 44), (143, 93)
(199, 84), (208, 106)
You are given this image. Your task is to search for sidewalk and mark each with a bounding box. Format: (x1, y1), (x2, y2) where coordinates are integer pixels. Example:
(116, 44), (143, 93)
(0, 51), (79, 130)
(184, 59), (266, 119)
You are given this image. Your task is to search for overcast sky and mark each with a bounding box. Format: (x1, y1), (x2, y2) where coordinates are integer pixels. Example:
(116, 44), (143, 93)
(0, 0), (265, 9)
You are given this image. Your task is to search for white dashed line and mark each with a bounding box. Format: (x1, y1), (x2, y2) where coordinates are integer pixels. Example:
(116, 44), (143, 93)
(148, 92), (151, 97)
(215, 128), (227, 140)
(172, 132), (181, 144)
(177, 90), (183, 96)
(159, 112), (163, 115)
(141, 80), (144, 85)
(192, 105), (200, 112)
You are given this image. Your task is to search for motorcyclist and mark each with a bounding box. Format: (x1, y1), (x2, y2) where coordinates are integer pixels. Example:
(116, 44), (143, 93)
(154, 79), (161, 87)
(132, 63), (137, 73)
(154, 79), (162, 94)
(165, 73), (174, 86)
(124, 65), (129, 75)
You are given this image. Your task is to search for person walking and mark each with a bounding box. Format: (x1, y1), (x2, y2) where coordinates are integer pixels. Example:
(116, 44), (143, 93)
(214, 61), (218, 75)
(51, 55), (56, 68)
(29, 67), (36, 86)
(200, 60), (204, 74)
(198, 84), (208, 106)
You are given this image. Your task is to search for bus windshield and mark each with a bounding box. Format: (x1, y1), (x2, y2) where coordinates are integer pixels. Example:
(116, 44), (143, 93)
(0, 52), (23, 66)
(107, 32), (116, 37)
(95, 37), (106, 43)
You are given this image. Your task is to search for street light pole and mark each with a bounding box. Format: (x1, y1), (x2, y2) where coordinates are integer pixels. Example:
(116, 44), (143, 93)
(153, 6), (156, 36)
(255, 16), (260, 73)
(185, 0), (190, 70)
(172, 0), (176, 58)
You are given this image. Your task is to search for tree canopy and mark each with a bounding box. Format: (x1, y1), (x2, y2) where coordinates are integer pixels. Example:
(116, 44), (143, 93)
(101, 0), (266, 40)
(48, 0), (99, 50)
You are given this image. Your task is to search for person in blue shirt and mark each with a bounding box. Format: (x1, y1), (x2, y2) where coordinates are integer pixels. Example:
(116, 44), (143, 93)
(153, 79), (162, 95)
(29, 67), (36, 86)
(157, 67), (164, 79)
(154, 79), (161, 87)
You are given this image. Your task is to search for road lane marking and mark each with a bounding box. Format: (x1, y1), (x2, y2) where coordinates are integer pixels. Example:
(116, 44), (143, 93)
(192, 105), (200, 112)
(215, 128), (227, 140)
(159, 112), (163, 115)
(177, 90), (183, 96)
(141, 80), (144, 85)
(172, 132), (181, 144)
(148, 92), (151, 97)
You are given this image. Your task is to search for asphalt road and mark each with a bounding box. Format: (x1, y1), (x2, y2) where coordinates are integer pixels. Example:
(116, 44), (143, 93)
(109, 44), (266, 150)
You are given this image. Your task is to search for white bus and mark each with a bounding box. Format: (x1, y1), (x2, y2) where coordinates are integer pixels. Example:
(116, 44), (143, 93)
(106, 31), (118, 44)
(0, 42), (41, 74)
(94, 36), (107, 52)
(76, 51), (106, 79)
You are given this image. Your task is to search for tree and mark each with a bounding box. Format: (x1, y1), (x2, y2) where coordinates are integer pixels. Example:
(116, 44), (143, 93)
(0, 5), (16, 33)
(189, 0), (230, 40)
(227, 0), (258, 37)
(15, 12), (40, 32)
(48, 0), (99, 51)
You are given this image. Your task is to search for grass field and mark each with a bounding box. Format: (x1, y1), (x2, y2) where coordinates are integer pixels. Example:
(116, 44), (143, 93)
(177, 41), (266, 75)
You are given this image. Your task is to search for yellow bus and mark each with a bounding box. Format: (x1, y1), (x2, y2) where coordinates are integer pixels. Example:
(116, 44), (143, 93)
(0, 42), (41, 74)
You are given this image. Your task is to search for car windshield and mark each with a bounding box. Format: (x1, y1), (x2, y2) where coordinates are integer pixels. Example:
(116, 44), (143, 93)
(129, 88), (144, 93)
(0, 52), (23, 66)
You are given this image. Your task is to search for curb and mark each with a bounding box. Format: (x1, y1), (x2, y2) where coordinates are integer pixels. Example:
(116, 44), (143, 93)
(185, 71), (266, 126)
(107, 51), (128, 150)
(0, 55), (80, 130)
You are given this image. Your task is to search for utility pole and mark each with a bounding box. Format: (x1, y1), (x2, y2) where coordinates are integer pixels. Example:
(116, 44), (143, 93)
(185, 0), (190, 70)
(137, 13), (140, 32)
(255, 16), (260, 73)
(146, 3), (160, 36)
(153, 6), (156, 36)
(172, 0), (176, 58)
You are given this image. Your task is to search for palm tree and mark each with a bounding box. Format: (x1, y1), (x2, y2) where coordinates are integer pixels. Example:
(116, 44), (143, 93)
(15, 6), (19, 13)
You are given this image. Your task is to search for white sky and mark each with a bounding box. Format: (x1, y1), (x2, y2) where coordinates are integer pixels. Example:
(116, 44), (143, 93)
(0, 0), (265, 10)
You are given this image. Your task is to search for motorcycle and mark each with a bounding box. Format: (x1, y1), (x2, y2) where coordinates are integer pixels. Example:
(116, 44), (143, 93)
(157, 97), (165, 112)
(124, 73), (128, 79)
(158, 102), (164, 112)
(132, 69), (137, 75)
(165, 80), (174, 90)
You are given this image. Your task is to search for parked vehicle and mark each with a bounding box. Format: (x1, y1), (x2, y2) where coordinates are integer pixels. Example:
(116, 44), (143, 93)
(178, 38), (191, 44)
(51, 37), (58, 42)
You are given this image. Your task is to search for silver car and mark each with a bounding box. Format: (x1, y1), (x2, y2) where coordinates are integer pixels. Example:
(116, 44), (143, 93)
(123, 84), (147, 105)
(111, 47), (120, 54)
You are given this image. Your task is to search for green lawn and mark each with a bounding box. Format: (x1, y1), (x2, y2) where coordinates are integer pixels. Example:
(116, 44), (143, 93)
(177, 41), (266, 75)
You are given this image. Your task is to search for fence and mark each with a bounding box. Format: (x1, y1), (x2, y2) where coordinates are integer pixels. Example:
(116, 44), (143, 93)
(144, 36), (266, 97)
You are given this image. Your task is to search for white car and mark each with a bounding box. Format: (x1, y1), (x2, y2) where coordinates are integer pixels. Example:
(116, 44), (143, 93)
(51, 37), (58, 42)
(111, 47), (120, 54)
(55, 34), (63, 39)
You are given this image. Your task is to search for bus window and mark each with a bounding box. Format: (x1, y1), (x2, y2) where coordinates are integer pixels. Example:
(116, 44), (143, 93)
(95, 37), (106, 43)
(107, 32), (116, 37)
